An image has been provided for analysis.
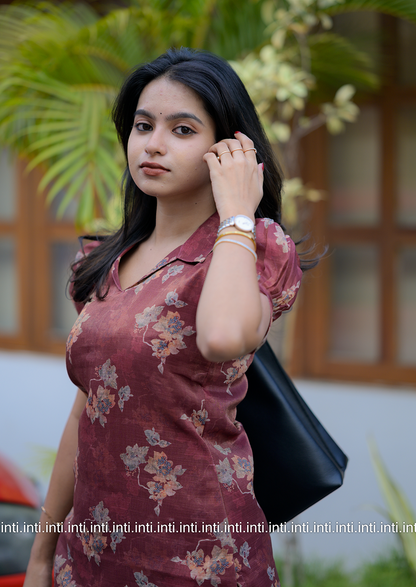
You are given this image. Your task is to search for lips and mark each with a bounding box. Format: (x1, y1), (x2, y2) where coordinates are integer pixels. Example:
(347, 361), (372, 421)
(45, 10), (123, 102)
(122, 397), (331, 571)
(140, 161), (169, 170)
(140, 161), (169, 176)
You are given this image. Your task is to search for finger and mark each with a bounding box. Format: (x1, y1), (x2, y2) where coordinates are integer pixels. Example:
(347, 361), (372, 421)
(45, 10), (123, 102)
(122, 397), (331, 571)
(234, 132), (257, 158)
(203, 151), (221, 169)
(208, 141), (230, 156)
(214, 138), (245, 157)
(257, 162), (264, 190)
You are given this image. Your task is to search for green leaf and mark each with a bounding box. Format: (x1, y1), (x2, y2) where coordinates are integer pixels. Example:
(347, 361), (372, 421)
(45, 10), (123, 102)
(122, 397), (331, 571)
(27, 139), (86, 173)
(45, 163), (88, 206)
(36, 145), (88, 188)
(308, 32), (379, 98)
(327, 0), (416, 23)
(76, 177), (95, 228)
(26, 130), (83, 153)
(95, 146), (124, 184)
(56, 168), (89, 219)
(369, 439), (416, 577)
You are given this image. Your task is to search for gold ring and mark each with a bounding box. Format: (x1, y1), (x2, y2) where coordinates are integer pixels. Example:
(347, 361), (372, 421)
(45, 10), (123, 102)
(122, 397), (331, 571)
(243, 148), (257, 154)
(230, 148), (243, 154)
(217, 150), (231, 160)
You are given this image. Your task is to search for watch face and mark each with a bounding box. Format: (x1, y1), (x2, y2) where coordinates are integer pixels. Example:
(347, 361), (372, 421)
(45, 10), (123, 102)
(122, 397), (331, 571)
(235, 215), (254, 232)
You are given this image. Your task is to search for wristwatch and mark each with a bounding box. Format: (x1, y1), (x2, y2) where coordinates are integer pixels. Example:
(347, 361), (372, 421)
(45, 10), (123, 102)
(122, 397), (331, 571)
(218, 215), (256, 237)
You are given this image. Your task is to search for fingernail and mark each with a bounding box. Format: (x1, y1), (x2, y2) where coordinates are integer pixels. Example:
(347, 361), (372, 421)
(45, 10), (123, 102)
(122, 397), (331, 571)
(261, 163), (264, 170)
(234, 131), (241, 134)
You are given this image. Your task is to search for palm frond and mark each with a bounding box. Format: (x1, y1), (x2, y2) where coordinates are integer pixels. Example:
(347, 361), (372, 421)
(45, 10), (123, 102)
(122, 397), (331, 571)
(1, 0), (415, 230)
(308, 32), (380, 99)
(202, 0), (267, 59)
(327, 0), (416, 23)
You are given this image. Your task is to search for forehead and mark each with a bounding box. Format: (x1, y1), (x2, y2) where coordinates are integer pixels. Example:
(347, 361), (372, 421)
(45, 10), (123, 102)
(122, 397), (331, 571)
(136, 77), (207, 116)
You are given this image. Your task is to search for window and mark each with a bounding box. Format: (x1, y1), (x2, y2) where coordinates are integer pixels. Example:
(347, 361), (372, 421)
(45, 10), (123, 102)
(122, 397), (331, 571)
(0, 153), (78, 353)
(295, 16), (416, 384)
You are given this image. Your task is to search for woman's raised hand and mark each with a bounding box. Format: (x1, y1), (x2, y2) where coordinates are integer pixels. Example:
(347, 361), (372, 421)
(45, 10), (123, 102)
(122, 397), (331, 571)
(203, 132), (263, 221)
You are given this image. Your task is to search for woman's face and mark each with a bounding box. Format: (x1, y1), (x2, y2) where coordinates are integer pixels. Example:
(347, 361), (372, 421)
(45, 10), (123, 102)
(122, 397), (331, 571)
(127, 77), (217, 204)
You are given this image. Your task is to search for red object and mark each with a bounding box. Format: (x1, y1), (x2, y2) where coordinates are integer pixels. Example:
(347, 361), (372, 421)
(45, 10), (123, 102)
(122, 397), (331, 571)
(0, 454), (39, 508)
(56, 214), (302, 585)
(0, 574), (26, 587)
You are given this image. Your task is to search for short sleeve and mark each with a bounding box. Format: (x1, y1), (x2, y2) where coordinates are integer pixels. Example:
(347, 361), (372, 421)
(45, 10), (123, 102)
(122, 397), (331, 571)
(255, 218), (302, 324)
(69, 239), (102, 315)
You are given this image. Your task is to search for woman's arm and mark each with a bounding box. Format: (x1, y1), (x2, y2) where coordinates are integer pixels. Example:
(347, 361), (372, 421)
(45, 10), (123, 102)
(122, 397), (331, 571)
(23, 388), (87, 586)
(196, 132), (270, 362)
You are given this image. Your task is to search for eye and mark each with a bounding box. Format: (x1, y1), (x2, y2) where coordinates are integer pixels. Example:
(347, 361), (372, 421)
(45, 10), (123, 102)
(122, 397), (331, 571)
(134, 122), (153, 132)
(173, 125), (196, 136)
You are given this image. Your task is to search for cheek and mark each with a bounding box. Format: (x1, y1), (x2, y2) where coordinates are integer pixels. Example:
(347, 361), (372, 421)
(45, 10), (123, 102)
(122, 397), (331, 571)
(127, 134), (135, 163)
(127, 129), (143, 163)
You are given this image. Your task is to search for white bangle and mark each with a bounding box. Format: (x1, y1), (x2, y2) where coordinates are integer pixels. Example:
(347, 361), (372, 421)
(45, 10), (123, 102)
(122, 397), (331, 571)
(213, 238), (257, 262)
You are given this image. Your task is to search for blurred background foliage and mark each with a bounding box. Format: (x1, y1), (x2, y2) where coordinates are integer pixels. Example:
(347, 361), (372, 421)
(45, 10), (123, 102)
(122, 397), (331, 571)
(0, 0), (415, 230)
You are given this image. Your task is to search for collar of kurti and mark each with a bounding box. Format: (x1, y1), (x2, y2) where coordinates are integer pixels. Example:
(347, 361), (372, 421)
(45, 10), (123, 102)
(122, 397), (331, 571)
(111, 211), (219, 292)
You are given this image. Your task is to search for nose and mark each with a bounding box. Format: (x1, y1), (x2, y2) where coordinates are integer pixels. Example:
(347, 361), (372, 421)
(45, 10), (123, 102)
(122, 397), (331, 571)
(145, 128), (167, 156)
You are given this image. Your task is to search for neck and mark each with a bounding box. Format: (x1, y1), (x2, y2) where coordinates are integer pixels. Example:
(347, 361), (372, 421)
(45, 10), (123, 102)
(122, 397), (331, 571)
(150, 193), (217, 247)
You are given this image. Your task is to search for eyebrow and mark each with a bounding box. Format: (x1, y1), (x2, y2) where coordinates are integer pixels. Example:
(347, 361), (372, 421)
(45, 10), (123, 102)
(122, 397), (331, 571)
(133, 109), (205, 126)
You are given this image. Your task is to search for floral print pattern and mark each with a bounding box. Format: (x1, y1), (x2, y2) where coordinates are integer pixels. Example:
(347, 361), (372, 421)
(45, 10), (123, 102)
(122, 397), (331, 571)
(212, 518), (237, 553)
(213, 443), (231, 455)
(145, 451), (186, 515)
(171, 522), (257, 587)
(151, 311), (195, 374)
(78, 529), (108, 564)
(274, 225), (289, 253)
(145, 427), (171, 447)
(120, 432), (186, 516)
(162, 264), (184, 283)
(172, 543), (234, 586)
(55, 555), (77, 587)
(232, 455), (254, 497)
(221, 355), (251, 395)
(74, 501), (126, 565)
(110, 529), (126, 553)
(267, 566), (279, 587)
(216, 455), (255, 498)
(261, 218), (274, 229)
(86, 385), (115, 427)
(118, 386), (133, 411)
(134, 571), (160, 587)
(76, 501), (109, 565)
(57, 214), (298, 586)
(134, 270), (163, 294)
(240, 542), (251, 568)
(180, 400), (210, 436)
(66, 309), (90, 364)
(135, 305), (164, 329)
(135, 305), (195, 374)
(86, 360), (131, 426)
(97, 359), (118, 389)
(165, 289), (187, 308)
(272, 280), (301, 317)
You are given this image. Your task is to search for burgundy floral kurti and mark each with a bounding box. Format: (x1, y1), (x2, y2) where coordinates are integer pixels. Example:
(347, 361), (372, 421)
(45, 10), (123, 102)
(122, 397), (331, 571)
(55, 213), (302, 587)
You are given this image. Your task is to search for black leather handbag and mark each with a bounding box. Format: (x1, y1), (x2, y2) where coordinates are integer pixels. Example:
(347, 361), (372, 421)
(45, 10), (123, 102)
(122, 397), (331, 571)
(238, 341), (348, 526)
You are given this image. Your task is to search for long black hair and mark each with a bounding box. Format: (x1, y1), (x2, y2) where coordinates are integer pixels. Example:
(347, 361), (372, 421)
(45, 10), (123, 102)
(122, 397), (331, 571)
(71, 47), (304, 304)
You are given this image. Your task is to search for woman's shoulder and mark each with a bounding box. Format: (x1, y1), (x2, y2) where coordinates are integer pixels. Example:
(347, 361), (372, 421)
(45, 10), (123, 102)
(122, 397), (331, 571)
(255, 217), (296, 256)
(70, 238), (105, 315)
(255, 217), (302, 321)
(73, 237), (103, 263)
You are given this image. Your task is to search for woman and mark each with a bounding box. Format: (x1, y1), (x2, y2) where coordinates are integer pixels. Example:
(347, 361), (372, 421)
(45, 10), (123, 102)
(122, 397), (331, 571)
(25, 48), (302, 587)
